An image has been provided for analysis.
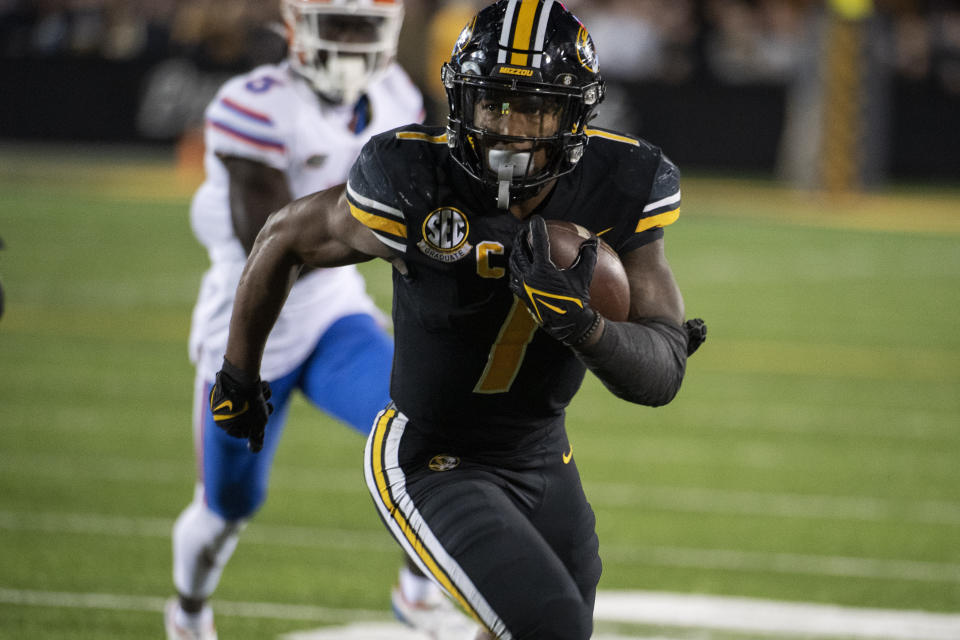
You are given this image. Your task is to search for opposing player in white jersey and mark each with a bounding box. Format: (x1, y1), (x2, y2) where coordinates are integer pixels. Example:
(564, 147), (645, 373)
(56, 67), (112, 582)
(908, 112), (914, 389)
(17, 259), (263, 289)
(165, 2), (478, 639)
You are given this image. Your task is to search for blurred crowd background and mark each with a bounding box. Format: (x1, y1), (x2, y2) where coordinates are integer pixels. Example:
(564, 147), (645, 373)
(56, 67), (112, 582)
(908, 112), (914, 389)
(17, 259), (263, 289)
(1, 0), (958, 185)
(4, 0), (959, 92)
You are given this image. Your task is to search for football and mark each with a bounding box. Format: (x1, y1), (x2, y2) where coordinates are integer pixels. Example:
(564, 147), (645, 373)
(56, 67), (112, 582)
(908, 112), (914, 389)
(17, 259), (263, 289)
(545, 220), (630, 321)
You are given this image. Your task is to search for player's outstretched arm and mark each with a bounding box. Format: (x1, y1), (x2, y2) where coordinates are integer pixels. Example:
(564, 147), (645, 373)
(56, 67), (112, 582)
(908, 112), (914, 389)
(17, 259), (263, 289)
(573, 238), (703, 406)
(225, 184), (386, 374)
(211, 185), (388, 452)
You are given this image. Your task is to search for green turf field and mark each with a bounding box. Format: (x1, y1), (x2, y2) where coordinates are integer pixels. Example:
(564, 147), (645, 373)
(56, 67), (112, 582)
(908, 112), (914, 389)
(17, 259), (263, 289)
(1, 146), (959, 639)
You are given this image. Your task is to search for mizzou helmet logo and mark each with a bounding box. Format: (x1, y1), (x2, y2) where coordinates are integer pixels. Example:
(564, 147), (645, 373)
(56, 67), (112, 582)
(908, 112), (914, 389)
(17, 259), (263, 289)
(576, 25), (598, 73)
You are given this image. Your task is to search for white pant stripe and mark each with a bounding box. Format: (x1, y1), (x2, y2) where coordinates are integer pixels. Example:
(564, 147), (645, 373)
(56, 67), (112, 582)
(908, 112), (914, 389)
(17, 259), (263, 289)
(363, 408), (511, 639)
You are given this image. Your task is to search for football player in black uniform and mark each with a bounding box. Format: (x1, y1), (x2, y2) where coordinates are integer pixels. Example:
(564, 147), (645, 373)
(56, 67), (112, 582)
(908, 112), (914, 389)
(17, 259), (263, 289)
(211, 1), (706, 638)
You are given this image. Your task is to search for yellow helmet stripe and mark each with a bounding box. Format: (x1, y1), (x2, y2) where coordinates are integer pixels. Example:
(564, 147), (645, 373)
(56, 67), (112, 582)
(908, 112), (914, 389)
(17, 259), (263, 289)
(509, 0), (540, 66)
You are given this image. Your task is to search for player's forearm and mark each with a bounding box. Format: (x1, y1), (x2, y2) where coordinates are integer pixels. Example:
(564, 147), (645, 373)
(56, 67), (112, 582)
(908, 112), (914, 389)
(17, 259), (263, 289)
(224, 235), (300, 375)
(573, 317), (687, 406)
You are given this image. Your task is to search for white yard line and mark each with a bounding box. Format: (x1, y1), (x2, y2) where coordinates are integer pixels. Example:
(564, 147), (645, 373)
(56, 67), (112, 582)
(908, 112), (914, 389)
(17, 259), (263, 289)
(603, 544), (960, 584)
(2, 509), (959, 583)
(6, 587), (956, 640)
(1, 453), (367, 492)
(0, 588), (386, 623)
(589, 483), (960, 525)
(280, 623), (439, 639)
(0, 510), (395, 552)
(594, 591), (960, 639)
(7, 450), (960, 524)
(281, 622), (672, 640)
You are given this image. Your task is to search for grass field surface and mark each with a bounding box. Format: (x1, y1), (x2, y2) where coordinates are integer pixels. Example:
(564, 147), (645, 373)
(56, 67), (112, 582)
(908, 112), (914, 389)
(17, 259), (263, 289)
(1, 145), (958, 639)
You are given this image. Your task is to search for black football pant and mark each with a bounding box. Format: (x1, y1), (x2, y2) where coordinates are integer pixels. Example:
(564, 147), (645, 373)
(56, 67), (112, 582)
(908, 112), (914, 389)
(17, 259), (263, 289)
(364, 404), (602, 640)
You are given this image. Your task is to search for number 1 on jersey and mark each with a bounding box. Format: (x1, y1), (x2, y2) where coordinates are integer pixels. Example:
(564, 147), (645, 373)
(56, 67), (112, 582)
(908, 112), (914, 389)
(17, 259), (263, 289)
(473, 297), (539, 394)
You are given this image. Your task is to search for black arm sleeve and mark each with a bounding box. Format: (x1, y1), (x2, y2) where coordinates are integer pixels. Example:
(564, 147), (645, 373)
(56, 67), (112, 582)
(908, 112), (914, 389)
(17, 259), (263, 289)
(573, 318), (688, 406)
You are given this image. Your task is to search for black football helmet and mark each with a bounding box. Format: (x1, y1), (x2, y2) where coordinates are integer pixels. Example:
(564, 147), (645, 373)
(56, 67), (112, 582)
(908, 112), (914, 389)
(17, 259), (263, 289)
(443, 0), (605, 208)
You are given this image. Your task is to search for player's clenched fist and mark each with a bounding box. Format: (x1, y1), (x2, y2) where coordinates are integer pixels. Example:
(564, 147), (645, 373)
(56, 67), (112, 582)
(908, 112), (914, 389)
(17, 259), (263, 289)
(210, 359), (273, 453)
(509, 215), (600, 347)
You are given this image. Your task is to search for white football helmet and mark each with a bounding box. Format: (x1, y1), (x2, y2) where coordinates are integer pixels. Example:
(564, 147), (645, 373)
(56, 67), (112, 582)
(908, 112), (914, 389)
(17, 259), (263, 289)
(282, 0), (404, 104)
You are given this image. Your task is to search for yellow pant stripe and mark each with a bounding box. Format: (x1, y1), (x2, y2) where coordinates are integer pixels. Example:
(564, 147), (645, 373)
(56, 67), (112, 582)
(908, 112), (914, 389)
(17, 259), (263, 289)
(369, 411), (480, 620)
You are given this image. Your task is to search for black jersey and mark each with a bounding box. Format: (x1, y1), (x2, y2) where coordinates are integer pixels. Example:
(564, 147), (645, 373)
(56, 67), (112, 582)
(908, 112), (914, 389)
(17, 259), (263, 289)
(346, 124), (681, 442)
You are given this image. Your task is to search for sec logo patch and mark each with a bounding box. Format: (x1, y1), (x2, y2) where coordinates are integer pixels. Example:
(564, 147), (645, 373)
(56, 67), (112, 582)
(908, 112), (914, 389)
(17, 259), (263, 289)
(428, 454), (461, 472)
(418, 207), (472, 262)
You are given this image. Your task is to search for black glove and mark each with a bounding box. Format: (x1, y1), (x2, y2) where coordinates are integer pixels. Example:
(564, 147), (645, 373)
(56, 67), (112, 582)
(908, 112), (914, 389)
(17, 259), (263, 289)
(210, 358), (273, 453)
(508, 215), (601, 346)
(684, 318), (707, 356)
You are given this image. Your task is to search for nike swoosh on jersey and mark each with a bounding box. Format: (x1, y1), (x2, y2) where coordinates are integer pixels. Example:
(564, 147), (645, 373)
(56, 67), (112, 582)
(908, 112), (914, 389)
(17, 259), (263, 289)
(563, 444), (574, 464)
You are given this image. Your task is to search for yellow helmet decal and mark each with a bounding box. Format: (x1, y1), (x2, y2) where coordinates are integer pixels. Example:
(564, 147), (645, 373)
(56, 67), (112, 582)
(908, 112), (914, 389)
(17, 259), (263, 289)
(498, 0), (559, 69)
(454, 15), (477, 54)
(576, 25), (598, 72)
(509, 0), (539, 66)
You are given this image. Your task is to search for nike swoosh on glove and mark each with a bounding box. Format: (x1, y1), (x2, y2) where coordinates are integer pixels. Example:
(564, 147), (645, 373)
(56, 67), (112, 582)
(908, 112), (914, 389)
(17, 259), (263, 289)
(508, 215), (601, 347)
(210, 359), (273, 453)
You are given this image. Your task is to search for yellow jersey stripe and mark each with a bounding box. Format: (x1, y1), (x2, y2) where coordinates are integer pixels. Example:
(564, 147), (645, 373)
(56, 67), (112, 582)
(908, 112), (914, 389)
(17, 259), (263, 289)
(585, 129), (640, 146)
(370, 411), (480, 620)
(349, 203), (407, 239)
(636, 208), (680, 233)
(396, 131), (448, 144)
(509, 0), (538, 66)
